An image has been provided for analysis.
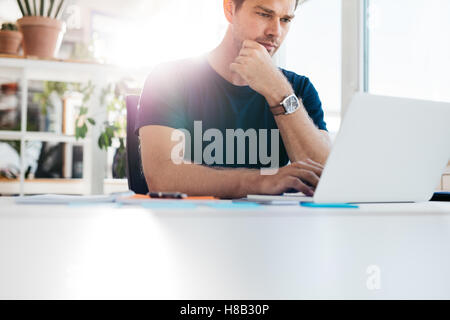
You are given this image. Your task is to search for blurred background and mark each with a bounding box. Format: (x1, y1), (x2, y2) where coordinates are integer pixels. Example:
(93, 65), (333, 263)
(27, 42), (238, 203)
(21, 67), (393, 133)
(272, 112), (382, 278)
(0, 0), (449, 195)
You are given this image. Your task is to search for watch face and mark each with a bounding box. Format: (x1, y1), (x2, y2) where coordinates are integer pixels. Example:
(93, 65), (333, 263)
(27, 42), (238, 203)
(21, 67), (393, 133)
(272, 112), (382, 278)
(284, 95), (299, 114)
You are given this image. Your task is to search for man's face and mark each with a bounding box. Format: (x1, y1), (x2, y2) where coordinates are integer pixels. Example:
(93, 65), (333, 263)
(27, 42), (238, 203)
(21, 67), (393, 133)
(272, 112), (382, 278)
(230, 0), (296, 56)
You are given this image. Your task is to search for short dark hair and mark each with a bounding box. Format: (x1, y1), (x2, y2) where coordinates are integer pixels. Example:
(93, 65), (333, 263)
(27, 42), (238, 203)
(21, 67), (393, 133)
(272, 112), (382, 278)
(233, 0), (300, 11)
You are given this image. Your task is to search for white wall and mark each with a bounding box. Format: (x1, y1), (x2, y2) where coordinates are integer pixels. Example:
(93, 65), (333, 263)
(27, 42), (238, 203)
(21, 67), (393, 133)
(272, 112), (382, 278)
(0, 0), (21, 21)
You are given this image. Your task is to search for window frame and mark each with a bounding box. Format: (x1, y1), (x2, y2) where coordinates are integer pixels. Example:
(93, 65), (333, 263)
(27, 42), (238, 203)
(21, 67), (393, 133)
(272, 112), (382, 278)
(341, 0), (363, 117)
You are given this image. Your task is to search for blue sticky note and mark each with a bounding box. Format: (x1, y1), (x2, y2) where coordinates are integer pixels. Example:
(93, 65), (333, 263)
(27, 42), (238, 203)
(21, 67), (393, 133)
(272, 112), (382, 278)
(300, 202), (359, 209)
(68, 202), (121, 208)
(141, 202), (197, 209)
(208, 202), (261, 209)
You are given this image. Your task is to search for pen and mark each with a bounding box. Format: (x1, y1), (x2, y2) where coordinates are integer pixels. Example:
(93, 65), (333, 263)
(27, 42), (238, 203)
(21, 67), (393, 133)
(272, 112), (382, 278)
(147, 192), (188, 199)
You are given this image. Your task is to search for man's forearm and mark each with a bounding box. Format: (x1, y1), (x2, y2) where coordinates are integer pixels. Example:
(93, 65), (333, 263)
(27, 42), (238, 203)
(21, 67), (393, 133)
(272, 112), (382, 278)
(264, 79), (331, 165)
(274, 105), (331, 165)
(144, 161), (261, 198)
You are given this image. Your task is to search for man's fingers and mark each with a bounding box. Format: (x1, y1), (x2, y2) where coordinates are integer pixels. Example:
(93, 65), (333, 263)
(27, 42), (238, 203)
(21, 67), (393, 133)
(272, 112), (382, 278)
(234, 56), (247, 64)
(285, 176), (314, 196)
(289, 168), (320, 189)
(291, 161), (323, 178)
(242, 39), (260, 49)
(229, 62), (242, 73)
(305, 158), (325, 169)
(238, 48), (256, 57)
(301, 159), (324, 175)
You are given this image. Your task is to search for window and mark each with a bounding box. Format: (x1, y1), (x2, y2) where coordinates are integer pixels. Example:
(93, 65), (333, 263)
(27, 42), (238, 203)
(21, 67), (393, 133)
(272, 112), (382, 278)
(365, 0), (450, 103)
(90, 0), (227, 68)
(285, 0), (342, 133)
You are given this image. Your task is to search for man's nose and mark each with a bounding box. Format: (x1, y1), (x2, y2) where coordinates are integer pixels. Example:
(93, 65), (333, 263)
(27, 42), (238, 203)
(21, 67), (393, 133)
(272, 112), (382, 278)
(265, 19), (282, 39)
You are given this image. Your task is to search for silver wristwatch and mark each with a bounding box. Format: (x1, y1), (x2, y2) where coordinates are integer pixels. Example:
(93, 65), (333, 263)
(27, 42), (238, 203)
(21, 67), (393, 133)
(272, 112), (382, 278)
(270, 94), (301, 116)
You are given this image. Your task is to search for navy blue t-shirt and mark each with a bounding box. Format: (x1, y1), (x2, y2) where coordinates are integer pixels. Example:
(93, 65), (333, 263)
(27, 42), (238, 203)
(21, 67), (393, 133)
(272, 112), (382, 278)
(135, 56), (327, 169)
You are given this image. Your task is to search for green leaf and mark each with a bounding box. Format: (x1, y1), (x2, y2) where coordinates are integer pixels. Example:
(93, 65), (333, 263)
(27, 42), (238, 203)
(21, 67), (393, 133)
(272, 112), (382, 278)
(119, 138), (125, 149)
(97, 135), (104, 149)
(17, 0), (26, 17)
(1, 23), (18, 31)
(98, 132), (111, 150)
(80, 124), (88, 138)
(54, 0), (65, 19)
(106, 134), (111, 147)
(75, 123), (88, 139)
(79, 106), (88, 116)
(87, 118), (96, 125)
(105, 126), (115, 138)
(75, 126), (81, 140)
(47, 0), (55, 17)
(24, 0), (32, 16)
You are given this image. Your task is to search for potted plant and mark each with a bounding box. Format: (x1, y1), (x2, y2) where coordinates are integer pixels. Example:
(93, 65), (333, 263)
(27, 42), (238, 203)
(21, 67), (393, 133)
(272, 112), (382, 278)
(74, 83), (128, 179)
(77, 84), (128, 179)
(16, 0), (66, 59)
(0, 23), (22, 55)
(34, 80), (128, 179)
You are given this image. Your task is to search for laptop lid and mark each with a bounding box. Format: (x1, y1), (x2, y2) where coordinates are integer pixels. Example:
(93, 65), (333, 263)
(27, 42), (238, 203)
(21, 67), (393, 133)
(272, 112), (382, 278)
(314, 93), (450, 203)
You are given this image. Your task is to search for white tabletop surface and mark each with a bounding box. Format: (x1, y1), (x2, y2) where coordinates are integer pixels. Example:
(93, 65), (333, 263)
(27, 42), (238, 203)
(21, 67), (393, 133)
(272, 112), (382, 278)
(1, 197), (450, 299)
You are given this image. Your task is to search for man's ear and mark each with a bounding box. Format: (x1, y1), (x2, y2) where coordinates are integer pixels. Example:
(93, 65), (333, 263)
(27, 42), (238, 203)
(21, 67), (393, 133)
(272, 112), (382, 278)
(223, 0), (235, 23)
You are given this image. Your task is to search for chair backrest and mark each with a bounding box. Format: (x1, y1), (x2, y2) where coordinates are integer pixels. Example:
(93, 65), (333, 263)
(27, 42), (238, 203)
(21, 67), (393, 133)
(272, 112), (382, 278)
(126, 95), (149, 194)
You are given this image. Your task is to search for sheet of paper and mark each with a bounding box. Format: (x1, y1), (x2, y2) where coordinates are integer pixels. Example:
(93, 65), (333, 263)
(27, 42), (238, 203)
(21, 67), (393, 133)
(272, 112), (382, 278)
(15, 194), (117, 205)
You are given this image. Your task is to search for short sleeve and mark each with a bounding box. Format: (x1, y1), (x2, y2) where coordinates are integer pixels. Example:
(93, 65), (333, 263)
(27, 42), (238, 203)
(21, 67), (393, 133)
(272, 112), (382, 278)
(135, 62), (188, 136)
(282, 70), (328, 131)
(297, 77), (328, 131)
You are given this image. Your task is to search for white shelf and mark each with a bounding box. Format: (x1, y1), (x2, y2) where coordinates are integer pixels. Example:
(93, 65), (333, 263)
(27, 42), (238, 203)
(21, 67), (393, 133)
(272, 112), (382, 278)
(0, 130), (21, 141)
(0, 56), (150, 195)
(0, 178), (129, 195)
(0, 130), (87, 143)
(0, 56), (149, 195)
(0, 57), (149, 83)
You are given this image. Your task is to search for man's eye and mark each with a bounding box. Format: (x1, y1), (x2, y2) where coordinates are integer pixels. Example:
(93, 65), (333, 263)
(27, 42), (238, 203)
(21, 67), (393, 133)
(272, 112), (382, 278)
(257, 12), (271, 18)
(281, 18), (291, 23)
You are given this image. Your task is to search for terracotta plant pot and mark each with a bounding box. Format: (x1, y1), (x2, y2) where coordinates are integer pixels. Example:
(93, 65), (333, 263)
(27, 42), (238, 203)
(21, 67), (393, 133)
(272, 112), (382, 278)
(17, 16), (66, 59)
(0, 30), (23, 55)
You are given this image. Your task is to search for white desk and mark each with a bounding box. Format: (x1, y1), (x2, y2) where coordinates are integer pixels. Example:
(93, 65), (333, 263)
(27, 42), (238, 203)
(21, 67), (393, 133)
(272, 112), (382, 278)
(1, 198), (450, 299)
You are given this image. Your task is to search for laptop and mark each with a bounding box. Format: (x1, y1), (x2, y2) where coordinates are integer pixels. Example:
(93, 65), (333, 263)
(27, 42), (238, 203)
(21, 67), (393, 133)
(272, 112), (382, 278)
(249, 93), (450, 204)
(315, 93), (450, 203)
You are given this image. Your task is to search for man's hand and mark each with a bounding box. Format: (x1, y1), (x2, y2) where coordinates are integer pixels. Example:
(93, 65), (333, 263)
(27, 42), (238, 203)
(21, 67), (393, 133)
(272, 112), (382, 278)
(252, 159), (324, 196)
(230, 40), (293, 105)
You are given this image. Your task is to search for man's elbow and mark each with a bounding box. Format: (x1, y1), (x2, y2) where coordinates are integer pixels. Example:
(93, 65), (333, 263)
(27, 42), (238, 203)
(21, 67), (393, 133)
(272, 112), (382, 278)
(142, 161), (175, 192)
(145, 175), (163, 192)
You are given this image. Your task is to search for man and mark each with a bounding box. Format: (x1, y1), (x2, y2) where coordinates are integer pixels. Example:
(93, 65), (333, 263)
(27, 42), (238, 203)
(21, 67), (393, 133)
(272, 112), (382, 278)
(136, 0), (331, 198)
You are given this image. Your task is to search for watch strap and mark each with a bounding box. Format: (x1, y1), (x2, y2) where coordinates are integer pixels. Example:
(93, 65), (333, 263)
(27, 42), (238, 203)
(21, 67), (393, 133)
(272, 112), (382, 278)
(270, 104), (285, 116)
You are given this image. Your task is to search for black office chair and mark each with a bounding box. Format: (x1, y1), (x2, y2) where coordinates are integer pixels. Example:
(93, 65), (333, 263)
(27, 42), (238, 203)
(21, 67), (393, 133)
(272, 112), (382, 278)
(126, 95), (149, 194)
